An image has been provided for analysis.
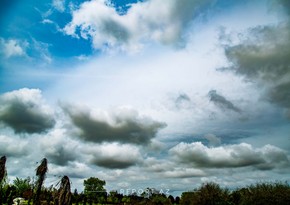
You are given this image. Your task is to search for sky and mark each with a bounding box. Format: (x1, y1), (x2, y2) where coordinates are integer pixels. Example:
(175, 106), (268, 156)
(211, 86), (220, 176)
(0, 0), (290, 196)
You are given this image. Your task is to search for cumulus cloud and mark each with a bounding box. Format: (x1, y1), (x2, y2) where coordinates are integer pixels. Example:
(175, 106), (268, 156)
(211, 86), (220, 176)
(40, 133), (78, 166)
(64, 0), (211, 51)
(63, 105), (166, 145)
(87, 143), (142, 169)
(143, 157), (205, 178)
(0, 38), (27, 58)
(170, 142), (289, 170)
(0, 135), (29, 157)
(0, 88), (55, 134)
(222, 1), (290, 113)
(208, 90), (241, 113)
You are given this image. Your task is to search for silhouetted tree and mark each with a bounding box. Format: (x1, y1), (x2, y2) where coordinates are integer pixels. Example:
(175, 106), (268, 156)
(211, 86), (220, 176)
(34, 158), (48, 205)
(0, 156), (6, 182)
(57, 175), (72, 205)
(0, 156), (7, 204)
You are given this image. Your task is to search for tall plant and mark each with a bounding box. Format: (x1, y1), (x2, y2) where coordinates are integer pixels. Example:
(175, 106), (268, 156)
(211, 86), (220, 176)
(0, 156), (7, 205)
(0, 156), (6, 182)
(34, 158), (48, 205)
(57, 176), (72, 205)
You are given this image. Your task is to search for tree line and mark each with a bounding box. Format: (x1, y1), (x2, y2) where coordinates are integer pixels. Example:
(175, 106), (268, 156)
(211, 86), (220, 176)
(1, 155), (290, 205)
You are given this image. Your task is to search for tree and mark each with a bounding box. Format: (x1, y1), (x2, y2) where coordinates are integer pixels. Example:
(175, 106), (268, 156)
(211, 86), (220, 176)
(34, 158), (48, 205)
(180, 182), (229, 205)
(84, 177), (106, 204)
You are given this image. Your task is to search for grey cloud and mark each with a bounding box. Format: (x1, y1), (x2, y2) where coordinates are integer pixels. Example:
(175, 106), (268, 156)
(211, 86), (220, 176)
(208, 90), (241, 113)
(91, 158), (137, 169)
(204, 134), (221, 147)
(222, 3), (290, 112)
(175, 93), (192, 109)
(0, 89), (55, 134)
(267, 81), (290, 109)
(45, 146), (77, 166)
(87, 143), (142, 169)
(170, 142), (289, 170)
(63, 105), (166, 145)
(0, 135), (29, 157)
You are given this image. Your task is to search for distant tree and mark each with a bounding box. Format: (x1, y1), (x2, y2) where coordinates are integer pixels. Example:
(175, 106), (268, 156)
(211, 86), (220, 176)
(84, 177), (106, 204)
(175, 196), (180, 204)
(34, 158), (48, 205)
(168, 195), (175, 204)
(234, 182), (290, 205)
(180, 182), (229, 205)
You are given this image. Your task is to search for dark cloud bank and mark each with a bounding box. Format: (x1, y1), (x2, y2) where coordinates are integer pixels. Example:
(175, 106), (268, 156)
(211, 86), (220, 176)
(0, 89), (55, 134)
(222, 0), (290, 116)
(63, 105), (166, 145)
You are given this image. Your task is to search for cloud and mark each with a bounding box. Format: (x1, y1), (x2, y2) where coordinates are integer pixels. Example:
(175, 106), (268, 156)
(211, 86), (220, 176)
(0, 135), (29, 157)
(63, 105), (166, 145)
(88, 143), (142, 169)
(222, 1), (290, 113)
(174, 93), (192, 109)
(52, 0), (66, 12)
(41, 134), (78, 166)
(163, 168), (205, 178)
(208, 90), (241, 113)
(170, 142), (289, 170)
(0, 88), (55, 134)
(0, 38), (27, 58)
(64, 0), (212, 51)
(204, 134), (221, 147)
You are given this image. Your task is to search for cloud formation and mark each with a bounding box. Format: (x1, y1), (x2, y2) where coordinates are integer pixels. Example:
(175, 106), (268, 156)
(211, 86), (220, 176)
(208, 90), (241, 113)
(64, 0), (211, 51)
(0, 38), (27, 58)
(88, 143), (142, 169)
(222, 1), (290, 113)
(0, 88), (55, 134)
(0, 135), (29, 157)
(170, 142), (289, 170)
(63, 105), (166, 145)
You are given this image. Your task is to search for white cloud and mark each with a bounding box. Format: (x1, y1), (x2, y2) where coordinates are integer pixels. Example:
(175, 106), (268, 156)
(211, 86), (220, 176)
(52, 0), (66, 12)
(0, 38), (27, 58)
(0, 135), (29, 157)
(64, 0), (211, 51)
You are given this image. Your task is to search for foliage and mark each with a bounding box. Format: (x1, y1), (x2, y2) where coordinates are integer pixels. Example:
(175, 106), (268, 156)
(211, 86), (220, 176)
(180, 182), (229, 205)
(13, 177), (33, 198)
(84, 177), (106, 204)
(231, 182), (290, 205)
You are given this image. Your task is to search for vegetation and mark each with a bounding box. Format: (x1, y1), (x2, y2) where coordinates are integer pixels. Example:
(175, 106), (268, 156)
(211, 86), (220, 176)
(0, 155), (290, 204)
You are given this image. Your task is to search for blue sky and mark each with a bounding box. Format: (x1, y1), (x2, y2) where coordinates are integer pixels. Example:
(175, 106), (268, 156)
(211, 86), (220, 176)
(0, 0), (290, 196)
